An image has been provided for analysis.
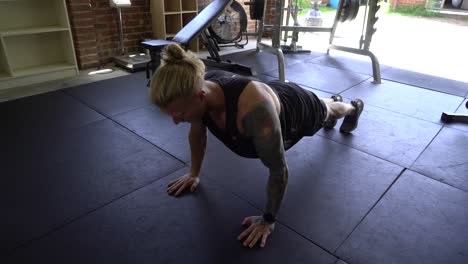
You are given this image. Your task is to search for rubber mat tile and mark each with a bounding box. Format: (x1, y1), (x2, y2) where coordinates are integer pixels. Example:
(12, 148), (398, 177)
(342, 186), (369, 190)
(382, 67), (468, 97)
(263, 62), (371, 94)
(336, 170), (468, 264)
(341, 79), (464, 123)
(306, 53), (391, 76)
(1, 119), (184, 252)
(64, 72), (151, 117)
(319, 104), (442, 168)
(443, 98), (468, 133)
(0, 91), (104, 140)
(113, 105), (191, 163)
(220, 49), (324, 75)
(411, 127), (468, 192)
(6, 168), (337, 264)
(335, 260), (349, 264)
(202, 135), (402, 252)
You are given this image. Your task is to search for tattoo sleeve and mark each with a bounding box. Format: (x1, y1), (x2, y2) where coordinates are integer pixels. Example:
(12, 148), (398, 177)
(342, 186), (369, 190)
(242, 100), (289, 221)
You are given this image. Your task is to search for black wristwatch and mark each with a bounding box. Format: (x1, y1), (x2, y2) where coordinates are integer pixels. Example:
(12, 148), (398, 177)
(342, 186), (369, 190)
(263, 213), (276, 223)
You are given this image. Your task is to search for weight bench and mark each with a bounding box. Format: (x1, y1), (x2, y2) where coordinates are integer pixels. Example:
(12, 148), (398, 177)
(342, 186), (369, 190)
(141, 0), (254, 83)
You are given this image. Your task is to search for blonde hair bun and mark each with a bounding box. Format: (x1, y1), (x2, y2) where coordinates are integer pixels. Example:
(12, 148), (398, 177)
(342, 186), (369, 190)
(162, 43), (186, 63)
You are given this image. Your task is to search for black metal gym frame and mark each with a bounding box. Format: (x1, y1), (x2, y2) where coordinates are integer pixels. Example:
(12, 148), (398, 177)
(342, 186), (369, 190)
(255, 0), (382, 83)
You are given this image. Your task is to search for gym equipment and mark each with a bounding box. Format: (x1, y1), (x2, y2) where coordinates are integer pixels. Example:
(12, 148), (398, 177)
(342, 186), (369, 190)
(441, 101), (468, 124)
(255, 0), (382, 83)
(141, 0), (254, 84)
(208, 1), (248, 48)
(111, 0), (151, 72)
(281, 0), (311, 54)
(245, 0), (265, 20)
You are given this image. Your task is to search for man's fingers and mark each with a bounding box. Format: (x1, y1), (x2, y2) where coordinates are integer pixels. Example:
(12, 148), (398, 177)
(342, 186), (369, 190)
(260, 232), (270, 248)
(238, 224), (255, 241)
(168, 179), (185, 194)
(167, 180), (182, 193)
(249, 231), (263, 248)
(243, 227), (258, 247)
(167, 178), (180, 187)
(175, 182), (189, 196)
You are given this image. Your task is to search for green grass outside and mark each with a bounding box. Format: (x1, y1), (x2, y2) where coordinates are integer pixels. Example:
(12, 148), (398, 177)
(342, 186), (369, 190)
(386, 3), (445, 18)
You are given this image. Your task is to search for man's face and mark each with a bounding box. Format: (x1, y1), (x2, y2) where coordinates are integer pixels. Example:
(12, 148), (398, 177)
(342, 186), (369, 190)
(161, 92), (205, 124)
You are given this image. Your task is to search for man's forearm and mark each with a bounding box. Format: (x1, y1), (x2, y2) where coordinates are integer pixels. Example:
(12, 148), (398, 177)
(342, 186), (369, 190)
(189, 129), (207, 177)
(264, 167), (288, 221)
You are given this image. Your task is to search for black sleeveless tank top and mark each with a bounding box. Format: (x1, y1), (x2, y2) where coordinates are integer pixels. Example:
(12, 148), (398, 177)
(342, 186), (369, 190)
(203, 70), (326, 158)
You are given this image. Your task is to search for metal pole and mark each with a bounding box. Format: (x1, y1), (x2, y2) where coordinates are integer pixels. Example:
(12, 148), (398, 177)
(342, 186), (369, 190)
(118, 7), (125, 55)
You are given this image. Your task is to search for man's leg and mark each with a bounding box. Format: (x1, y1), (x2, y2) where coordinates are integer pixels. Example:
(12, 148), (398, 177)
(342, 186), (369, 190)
(321, 95), (364, 132)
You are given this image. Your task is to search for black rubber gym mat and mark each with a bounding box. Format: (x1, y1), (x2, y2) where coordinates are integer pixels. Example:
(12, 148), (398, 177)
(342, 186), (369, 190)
(341, 79), (464, 124)
(0, 91), (104, 140)
(318, 103), (442, 168)
(220, 49), (325, 75)
(382, 67), (468, 98)
(113, 105), (191, 163)
(202, 135), (402, 251)
(64, 72), (151, 117)
(411, 127), (468, 193)
(1, 119), (184, 252)
(263, 62), (371, 94)
(337, 170), (468, 264)
(305, 53), (391, 76)
(5, 167), (337, 264)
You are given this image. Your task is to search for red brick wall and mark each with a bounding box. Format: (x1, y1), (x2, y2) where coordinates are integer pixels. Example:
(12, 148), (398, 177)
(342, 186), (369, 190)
(67, 0), (152, 69)
(390, 0), (426, 8)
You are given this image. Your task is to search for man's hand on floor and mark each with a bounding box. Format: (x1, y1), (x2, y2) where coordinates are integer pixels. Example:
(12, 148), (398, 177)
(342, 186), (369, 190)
(238, 215), (275, 248)
(167, 174), (200, 196)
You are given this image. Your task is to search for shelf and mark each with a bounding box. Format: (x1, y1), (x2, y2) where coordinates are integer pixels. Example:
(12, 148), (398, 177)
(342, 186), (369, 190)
(4, 30), (76, 72)
(0, 72), (11, 80)
(182, 0), (197, 12)
(164, 0), (181, 12)
(0, 0), (78, 91)
(12, 63), (76, 77)
(150, 0), (199, 52)
(0, 0), (69, 31)
(0, 26), (69, 37)
(182, 13), (197, 27)
(165, 14), (182, 35)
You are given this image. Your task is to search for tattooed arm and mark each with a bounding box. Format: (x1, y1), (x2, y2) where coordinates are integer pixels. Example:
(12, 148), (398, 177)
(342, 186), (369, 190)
(237, 85), (289, 248)
(243, 99), (289, 221)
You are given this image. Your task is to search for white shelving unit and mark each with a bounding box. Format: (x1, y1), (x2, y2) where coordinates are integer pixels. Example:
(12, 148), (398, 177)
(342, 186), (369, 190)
(150, 0), (199, 51)
(0, 0), (78, 91)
